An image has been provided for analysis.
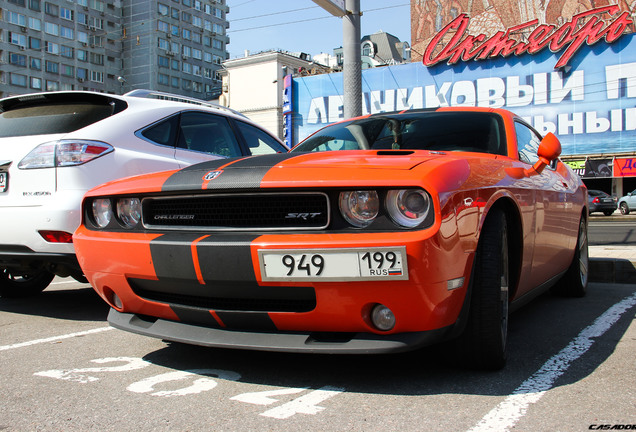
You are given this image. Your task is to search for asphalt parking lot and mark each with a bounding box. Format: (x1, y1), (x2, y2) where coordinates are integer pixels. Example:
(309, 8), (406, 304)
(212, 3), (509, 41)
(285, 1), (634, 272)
(1, 275), (634, 431)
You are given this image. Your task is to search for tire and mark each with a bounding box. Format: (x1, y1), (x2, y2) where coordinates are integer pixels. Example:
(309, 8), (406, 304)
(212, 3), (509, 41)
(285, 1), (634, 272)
(553, 217), (588, 298)
(620, 202), (629, 215)
(603, 210), (614, 216)
(458, 209), (509, 370)
(0, 268), (55, 298)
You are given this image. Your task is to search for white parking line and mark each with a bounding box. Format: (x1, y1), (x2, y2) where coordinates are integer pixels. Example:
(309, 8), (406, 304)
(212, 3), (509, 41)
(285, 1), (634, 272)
(468, 292), (636, 432)
(0, 327), (113, 352)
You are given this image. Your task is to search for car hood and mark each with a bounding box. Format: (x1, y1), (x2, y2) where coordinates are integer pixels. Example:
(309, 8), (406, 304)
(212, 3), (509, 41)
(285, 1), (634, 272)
(87, 150), (479, 197)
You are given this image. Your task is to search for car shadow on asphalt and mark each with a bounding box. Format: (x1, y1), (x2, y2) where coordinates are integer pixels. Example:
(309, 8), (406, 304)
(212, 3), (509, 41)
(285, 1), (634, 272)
(0, 284), (109, 322)
(139, 282), (636, 397)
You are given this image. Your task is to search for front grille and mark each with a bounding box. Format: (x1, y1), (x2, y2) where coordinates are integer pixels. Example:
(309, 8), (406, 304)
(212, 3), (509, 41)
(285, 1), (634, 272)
(142, 192), (330, 230)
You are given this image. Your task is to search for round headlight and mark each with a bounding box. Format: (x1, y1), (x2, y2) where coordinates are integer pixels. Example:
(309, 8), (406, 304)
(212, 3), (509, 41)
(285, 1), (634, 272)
(116, 198), (142, 229)
(386, 189), (431, 228)
(339, 190), (379, 228)
(92, 199), (112, 228)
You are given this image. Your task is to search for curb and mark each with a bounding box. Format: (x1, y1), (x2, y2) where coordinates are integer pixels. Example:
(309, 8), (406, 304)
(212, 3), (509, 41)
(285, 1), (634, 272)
(590, 258), (636, 284)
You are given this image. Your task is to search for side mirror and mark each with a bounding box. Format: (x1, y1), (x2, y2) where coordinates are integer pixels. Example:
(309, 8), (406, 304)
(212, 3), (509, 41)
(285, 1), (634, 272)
(505, 132), (563, 179)
(528, 132), (562, 176)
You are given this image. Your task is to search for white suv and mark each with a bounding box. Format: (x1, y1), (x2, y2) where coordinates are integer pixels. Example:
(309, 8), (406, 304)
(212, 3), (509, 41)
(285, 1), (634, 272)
(0, 90), (287, 297)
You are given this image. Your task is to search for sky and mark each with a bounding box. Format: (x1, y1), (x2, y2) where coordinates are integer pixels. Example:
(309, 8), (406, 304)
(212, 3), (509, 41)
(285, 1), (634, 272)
(225, 0), (411, 59)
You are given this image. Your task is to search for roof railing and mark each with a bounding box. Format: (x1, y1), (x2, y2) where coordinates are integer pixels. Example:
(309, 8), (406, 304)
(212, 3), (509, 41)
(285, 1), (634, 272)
(124, 89), (246, 118)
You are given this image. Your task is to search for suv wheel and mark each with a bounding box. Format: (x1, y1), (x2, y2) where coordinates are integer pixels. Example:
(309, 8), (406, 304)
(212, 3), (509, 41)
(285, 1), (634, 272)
(620, 202), (629, 215)
(0, 268), (55, 298)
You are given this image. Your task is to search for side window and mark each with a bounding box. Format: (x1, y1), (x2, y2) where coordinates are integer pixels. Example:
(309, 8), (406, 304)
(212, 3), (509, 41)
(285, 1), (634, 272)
(139, 114), (179, 147)
(235, 121), (287, 155)
(178, 111), (242, 157)
(515, 122), (542, 165)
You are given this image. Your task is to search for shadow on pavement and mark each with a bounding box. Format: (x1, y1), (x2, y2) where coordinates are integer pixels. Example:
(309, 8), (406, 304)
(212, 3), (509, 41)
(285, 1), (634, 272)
(139, 282), (636, 397)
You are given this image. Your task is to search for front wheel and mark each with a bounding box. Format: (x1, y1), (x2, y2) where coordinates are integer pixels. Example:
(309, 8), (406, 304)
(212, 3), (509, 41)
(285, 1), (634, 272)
(457, 209), (509, 370)
(620, 202), (629, 215)
(553, 217), (588, 297)
(0, 268), (55, 298)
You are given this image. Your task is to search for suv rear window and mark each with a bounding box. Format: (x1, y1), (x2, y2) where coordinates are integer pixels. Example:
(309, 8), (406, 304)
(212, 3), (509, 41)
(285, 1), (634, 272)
(0, 103), (116, 138)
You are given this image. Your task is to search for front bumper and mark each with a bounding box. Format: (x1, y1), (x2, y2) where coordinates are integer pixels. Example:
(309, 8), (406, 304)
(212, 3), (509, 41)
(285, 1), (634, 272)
(109, 308), (454, 354)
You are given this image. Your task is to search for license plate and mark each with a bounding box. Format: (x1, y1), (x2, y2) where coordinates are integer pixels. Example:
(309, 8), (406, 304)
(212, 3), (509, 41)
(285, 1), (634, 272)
(0, 172), (7, 192)
(258, 247), (408, 282)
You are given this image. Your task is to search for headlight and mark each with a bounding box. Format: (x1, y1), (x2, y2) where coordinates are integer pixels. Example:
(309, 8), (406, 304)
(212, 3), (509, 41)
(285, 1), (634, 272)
(386, 189), (431, 228)
(116, 198), (142, 229)
(339, 190), (379, 228)
(92, 199), (113, 228)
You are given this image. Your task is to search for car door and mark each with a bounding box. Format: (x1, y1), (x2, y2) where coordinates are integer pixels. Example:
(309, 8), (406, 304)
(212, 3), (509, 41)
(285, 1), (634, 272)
(515, 121), (578, 289)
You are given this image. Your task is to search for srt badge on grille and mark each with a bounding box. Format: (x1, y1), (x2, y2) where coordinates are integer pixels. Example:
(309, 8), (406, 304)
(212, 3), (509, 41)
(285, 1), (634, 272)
(285, 212), (322, 220)
(203, 170), (223, 181)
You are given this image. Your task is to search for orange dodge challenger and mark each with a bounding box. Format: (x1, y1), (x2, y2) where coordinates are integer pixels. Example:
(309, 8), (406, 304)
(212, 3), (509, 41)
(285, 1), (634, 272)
(74, 108), (589, 370)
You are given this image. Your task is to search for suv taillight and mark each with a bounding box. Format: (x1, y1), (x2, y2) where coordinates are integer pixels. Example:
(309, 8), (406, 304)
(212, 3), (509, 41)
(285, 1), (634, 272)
(18, 140), (113, 169)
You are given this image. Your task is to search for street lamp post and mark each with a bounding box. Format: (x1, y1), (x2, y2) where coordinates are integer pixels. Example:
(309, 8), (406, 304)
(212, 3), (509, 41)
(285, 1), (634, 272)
(342, 0), (361, 119)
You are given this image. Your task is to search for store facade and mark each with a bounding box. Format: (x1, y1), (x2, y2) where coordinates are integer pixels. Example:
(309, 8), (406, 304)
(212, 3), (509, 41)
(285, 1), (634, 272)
(285, 2), (636, 197)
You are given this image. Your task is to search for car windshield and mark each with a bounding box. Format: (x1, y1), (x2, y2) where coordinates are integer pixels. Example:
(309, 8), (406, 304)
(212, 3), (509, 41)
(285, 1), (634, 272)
(293, 111), (506, 155)
(0, 103), (116, 138)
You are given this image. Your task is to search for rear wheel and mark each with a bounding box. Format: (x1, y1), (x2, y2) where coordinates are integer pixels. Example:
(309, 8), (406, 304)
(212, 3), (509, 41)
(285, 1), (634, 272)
(620, 202), (629, 215)
(553, 217), (588, 298)
(0, 268), (55, 298)
(458, 209), (509, 370)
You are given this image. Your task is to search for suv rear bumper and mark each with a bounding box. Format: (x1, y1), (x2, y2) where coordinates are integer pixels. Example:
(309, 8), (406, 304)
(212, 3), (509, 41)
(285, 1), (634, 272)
(0, 246), (82, 276)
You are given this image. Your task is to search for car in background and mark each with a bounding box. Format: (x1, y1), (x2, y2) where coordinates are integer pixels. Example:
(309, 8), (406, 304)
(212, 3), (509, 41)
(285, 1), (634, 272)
(74, 107), (588, 370)
(618, 189), (636, 214)
(0, 90), (287, 297)
(587, 189), (617, 216)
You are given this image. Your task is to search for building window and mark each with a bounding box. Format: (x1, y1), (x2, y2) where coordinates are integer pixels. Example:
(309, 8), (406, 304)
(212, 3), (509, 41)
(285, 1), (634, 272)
(6, 11), (27, 26)
(45, 41), (59, 54)
(90, 0), (105, 13)
(60, 7), (73, 20)
(45, 60), (59, 73)
(171, 59), (180, 70)
(212, 39), (223, 50)
(44, 2), (59, 16)
(171, 8), (179, 20)
(28, 17), (41, 31)
(182, 28), (191, 40)
(61, 45), (74, 58)
(182, 45), (192, 57)
(30, 57), (41, 69)
(171, 24), (179, 36)
(181, 11), (192, 23)
(192, 48), (202, 60)
(10, 73), (28, 87)
(89, 53), (104, 65)
(30, 77), (42, 89)
(213, 23), (223, 34)
(157, 20), (169, 32)
(90, 70), (103, 83)
(213, 7), (223, 18)
(158, 56), (169, 68)
(77, 50), (88, 61)
(44, 22), (59, 36)
(77, 13), (88, 26)
(61, 64), (74, 77)
(182, 79), (192, 90)
(77, 68), (88, 80)
(60, 26), (74, 39)
(9, 53), (27, 67)
(29, 0), (41, 12)
(182, 62), (192, 74)
(158, 73), (169, 85)
(9, 33), (27, 48)
(158, 3), (169, 16)
(171, 76), (179, 88)
(78, 31), (89, 44)
(29, 37), (41, 50)
(46, 80), (59, 91)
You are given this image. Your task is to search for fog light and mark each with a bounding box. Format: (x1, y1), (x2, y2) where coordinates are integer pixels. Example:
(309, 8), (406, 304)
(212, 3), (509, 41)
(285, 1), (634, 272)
(371, 304), (395, 331)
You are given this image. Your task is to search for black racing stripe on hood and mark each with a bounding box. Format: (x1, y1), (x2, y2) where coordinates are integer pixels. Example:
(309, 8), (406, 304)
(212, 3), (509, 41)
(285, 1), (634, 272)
(162, 153), (303, 192)
(205, 153), (304, 190)
(161, 157), (246, 192)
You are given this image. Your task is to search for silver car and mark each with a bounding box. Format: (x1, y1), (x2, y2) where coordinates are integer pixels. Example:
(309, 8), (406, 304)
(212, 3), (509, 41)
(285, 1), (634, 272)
(618, 189), (636, 215)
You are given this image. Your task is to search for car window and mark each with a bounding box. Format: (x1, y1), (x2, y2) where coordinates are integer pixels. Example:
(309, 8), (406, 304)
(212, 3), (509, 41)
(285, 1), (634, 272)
(0, 103), (115, 137)
(140, 114), (179, 146)
(293, 112), (505, 155)
(234, 121), (287, 155)
(515, 122), (542, 165)
(177, 111), (242, 157)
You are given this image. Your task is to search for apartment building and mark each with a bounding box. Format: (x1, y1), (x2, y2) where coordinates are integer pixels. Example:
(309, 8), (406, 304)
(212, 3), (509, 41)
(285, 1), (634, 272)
(0, 0), (229, 98)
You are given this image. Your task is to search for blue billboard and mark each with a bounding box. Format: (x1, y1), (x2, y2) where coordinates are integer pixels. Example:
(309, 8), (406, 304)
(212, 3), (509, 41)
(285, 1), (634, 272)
(291, 33), (636, 156)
